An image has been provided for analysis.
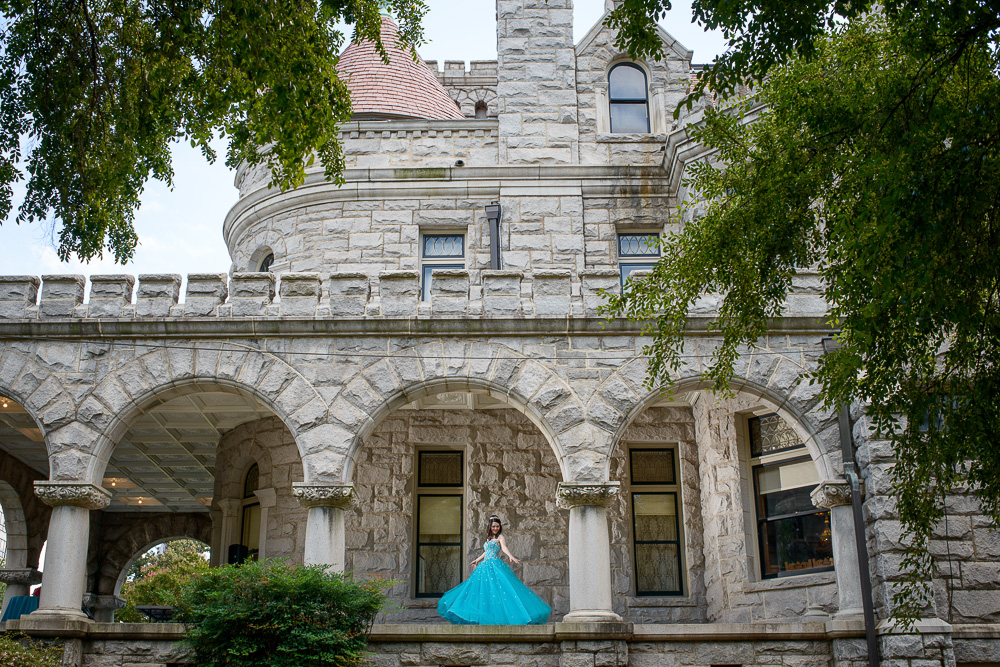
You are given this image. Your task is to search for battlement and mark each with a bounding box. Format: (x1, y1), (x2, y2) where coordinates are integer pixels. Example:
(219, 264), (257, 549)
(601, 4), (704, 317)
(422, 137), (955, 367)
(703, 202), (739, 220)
(0, 271), (827, 321)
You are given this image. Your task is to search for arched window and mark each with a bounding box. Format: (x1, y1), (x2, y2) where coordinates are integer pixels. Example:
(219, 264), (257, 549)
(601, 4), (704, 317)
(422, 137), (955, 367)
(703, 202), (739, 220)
(258, 253), (274, 272)
(239, 464), (261, 562)
(609, 63), (650, 133)
(474, 101), (488, 119)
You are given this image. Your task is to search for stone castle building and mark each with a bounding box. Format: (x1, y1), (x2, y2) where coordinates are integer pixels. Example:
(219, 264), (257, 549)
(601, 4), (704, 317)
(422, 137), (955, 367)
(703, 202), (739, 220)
(0, 1), (998, 665)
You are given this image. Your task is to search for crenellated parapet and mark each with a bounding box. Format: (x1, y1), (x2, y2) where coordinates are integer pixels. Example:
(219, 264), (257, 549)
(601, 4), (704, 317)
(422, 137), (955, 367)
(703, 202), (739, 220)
(0, 270), (829, 321)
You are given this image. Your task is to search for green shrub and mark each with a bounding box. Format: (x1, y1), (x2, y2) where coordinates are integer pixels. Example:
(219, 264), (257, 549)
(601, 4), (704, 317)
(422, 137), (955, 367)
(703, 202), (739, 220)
(118, 540), (210, 623)
(178, 559), (389, 667)
(0, 633), (62, 666)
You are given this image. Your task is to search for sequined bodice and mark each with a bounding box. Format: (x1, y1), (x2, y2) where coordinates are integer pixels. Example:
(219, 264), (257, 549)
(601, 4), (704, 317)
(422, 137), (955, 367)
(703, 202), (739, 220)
(484, 539), (501, 560)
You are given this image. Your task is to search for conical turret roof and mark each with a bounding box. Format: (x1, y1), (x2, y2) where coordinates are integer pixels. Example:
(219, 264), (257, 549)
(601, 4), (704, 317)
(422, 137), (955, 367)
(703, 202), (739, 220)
(337, 16), (464, 120)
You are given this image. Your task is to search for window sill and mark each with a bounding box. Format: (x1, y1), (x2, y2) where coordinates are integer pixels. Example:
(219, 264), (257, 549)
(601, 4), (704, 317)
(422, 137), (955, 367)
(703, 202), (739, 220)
(737, 570), (836, 594)
(625, 596), (700, 608)
(596, 133), (668, 143)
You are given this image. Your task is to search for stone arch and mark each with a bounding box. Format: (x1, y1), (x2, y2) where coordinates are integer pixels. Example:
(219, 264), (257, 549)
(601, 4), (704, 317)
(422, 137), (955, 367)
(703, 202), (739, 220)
(591, 354), (840, 482)
(0, 346), (78, 453)
(0, 450), (51, 569)
(231, 228), (289, 275)
(81, 342), (328, 484)
(86, 513), (212, 596)
(331, 341), (592, 482)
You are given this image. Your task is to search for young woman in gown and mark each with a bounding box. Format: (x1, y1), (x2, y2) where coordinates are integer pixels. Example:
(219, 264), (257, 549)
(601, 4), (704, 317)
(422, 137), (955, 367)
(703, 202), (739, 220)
(437, 515), (551, 625)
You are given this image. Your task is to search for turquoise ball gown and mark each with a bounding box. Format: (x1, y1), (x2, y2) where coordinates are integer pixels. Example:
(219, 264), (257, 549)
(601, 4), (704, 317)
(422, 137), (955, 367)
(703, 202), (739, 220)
(437, 538), (552, 625)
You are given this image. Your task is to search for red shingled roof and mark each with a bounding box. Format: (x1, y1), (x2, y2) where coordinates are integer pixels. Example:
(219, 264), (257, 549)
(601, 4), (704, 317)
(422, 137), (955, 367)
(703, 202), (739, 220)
(337, 16), (464, 120)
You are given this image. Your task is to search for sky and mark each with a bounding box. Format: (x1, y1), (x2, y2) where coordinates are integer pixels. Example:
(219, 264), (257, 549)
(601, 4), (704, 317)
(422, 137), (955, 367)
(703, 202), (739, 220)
(0, 0), (727, 286)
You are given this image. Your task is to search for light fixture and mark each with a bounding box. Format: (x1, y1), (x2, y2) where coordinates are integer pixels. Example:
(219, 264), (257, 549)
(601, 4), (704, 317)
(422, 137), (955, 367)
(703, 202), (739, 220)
(484, 201), (502, 270)
(1, 395), (8, 409)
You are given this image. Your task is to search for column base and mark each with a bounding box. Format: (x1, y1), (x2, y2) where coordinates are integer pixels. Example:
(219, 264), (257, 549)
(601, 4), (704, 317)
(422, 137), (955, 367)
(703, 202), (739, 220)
(561, 609), (623, 623)
(11, 611), (92, 637)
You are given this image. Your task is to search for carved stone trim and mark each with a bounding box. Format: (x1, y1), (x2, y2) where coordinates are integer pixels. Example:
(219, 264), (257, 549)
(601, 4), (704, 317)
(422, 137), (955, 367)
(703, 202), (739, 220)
(0, 568), (42, 585)
(292, 483), (355, 509)
(34, 482), (111, 510)
(811, 480), (852, 509)
(83, 594), (127, 610)
(556, 482), (620, 509)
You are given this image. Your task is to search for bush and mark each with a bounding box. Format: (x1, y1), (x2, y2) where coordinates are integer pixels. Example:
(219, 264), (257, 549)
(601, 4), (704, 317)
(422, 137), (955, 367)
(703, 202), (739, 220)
(118, 541), (210, 622)
(178, 559), (389, 667)
(0, 634), (62, 666)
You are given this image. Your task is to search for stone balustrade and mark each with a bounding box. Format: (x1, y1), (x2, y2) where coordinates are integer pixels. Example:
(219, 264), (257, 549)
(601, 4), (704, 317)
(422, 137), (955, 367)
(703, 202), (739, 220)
(0, 270), (830, 321)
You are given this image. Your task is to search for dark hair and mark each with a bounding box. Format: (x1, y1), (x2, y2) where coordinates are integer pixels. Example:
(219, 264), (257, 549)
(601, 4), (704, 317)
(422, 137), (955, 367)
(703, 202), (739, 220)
(486, 515), (503, 539)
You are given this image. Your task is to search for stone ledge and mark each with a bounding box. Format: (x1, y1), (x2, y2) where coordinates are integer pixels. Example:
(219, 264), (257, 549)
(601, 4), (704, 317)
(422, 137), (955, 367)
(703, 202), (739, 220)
(952, 623), (1000, 639)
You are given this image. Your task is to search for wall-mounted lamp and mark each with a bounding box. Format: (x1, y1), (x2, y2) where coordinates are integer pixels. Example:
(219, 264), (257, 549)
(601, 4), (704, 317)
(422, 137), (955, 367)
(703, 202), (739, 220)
(485, 201), (502, 270)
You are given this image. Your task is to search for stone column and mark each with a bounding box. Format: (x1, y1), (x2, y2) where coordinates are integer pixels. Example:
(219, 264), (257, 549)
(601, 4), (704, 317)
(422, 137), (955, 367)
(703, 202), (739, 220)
(254, 488), (277, 561)
(292, 483), (355, 572)
(0, 568), (42, 616)
(33, 482), (111, 620)
(811, 480), (864, 617)
(82, 593), (126, 623)
(557, 481), (622, 622)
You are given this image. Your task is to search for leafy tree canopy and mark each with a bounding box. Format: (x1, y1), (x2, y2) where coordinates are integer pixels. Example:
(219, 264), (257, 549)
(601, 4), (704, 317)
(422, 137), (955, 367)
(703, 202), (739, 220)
(605, 3), (1000, 622)
(118, 539), (210, 622)
(0, 0), (427, 262)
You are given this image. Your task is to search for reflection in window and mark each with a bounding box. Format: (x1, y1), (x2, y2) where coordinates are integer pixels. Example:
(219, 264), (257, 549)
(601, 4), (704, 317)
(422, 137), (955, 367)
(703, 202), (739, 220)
(416, 451), (463, 597)
(609, 63), (650, 133)
(420, 234), (465, 301)
(630, 448), (683, 595)
(258, 253), (274, 272)
(618, 233), (660, 289)
(240, 463), (261, 562)
(749, 414), (833, 578)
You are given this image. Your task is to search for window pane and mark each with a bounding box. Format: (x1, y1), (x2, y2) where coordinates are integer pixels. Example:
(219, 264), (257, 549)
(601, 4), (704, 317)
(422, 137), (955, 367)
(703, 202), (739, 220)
(618, 233), (660, 257)
(750, 413), (804, 456)
(630, 449), (675, 484)
(760, 512), (834, 576)
(633, 493), (678, 541)
(417, 545), (462, 595)
(609, 64), (647, 100)
(756, 460), (820, 496)
(759, 483), (819, 518)
(419, 451), (463, 486)
(422, 235), (464, 258)
(620, 263), (657, 289)
(243, 464), (259, 499)
(422, 264), (464, 301)
(241, 504), (261, 552)
(610, 103), (649, 133)
(418, 495), (462, 542)
(635, 543), (681, 594)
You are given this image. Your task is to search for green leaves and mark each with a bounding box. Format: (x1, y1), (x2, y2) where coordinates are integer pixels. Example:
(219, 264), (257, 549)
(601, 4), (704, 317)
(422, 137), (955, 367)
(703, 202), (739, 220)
(604, 10), (1000, 624)
(179, 559), (391, 667)
(0, 0), (427, 262)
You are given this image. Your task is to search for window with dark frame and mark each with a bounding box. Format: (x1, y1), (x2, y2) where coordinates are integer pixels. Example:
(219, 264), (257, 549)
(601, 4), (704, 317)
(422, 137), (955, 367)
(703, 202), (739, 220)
(609, 63), (650, 133)
(415, 450), (463, 597)
(258, 252), (274, 272)
(618, 232), (660, 289)
(629, 448), (683, 596)
(420, 234), (465, 301)
(748, 414), (834, 579)
(240, 463), (261, 561)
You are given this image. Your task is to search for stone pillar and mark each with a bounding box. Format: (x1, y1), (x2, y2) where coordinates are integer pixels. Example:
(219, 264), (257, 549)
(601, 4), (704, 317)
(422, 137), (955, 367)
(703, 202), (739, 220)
(254, 488), (277, 561)
(0, 568), (42, 616)
(82, 593), (126, 623)
(557, 482), (622, 622)
(812, 480), (865, 617)
(292, 484), (355, 572)
(33, 482), (110, 620)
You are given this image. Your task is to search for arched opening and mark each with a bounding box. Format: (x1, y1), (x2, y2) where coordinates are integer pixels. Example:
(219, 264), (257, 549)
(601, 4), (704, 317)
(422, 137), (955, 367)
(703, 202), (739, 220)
(345, 389), (567, 622)
(474, 100), (488, 119)
(606, 383), (839, 623)
(88, 384), (306, 598)
(115, 537), (210, 622)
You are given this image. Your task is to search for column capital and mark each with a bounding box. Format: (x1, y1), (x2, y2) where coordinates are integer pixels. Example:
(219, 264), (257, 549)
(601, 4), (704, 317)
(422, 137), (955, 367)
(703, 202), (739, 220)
(811, 480), (852, 509)
(0, 568), (42, 585)
(83, 593), (127, 611)
(556, 482), (620, 509)
(292, 483), (355, 509)
(34, 482), (110, 510)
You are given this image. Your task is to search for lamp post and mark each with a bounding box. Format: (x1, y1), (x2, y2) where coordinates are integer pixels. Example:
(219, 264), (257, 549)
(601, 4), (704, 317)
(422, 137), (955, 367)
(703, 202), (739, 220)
(485, 201), (502, 270)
